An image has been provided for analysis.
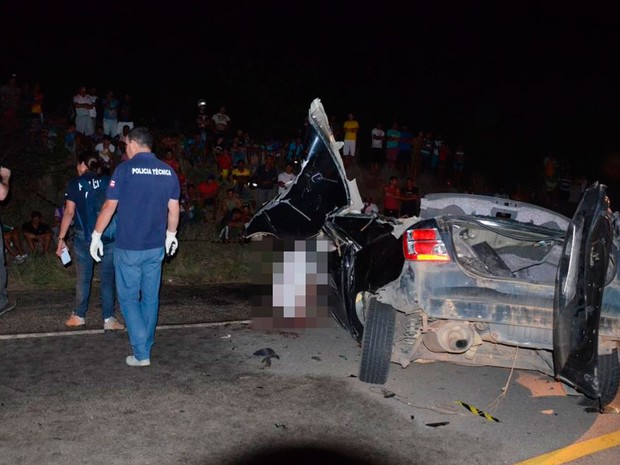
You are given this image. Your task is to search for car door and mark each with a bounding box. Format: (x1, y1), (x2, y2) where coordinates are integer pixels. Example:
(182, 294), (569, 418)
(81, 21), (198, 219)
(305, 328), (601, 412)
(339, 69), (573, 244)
(553, 182), (613, 400)
(245, 99), (358, 240)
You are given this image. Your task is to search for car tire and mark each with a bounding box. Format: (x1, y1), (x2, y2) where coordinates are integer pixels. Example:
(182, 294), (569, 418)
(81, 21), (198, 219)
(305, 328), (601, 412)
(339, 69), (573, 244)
(581, 349), (620, 407)
(359, 298), (396, 384)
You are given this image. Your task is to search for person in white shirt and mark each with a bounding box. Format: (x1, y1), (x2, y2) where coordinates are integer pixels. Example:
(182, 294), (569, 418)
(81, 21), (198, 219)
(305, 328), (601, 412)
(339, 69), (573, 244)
(88, 87), (98, 128)
(370, 123), (385, 175)
(73, 86), (94, 136)
(362, 197), (379, 215)
(94, 135), (117, 175)
(277, 163), (296, 194)
(212, 106), (231, 135)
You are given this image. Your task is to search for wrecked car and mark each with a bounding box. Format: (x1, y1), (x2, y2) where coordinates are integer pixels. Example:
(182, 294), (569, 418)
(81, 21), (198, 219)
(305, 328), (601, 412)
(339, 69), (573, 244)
(245, 98), (620, 408)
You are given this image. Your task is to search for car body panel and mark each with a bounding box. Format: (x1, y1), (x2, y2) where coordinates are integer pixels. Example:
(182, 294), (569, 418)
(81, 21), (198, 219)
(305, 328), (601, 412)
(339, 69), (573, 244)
(245, 99), (363, 240)
(553, 182), (613, 399)
(420, 193), (571, 231)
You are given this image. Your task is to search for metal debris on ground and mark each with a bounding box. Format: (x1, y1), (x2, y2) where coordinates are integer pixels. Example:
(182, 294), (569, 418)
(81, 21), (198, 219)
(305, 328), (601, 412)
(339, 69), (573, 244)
(253, 348), (279, 358)
(425, 422), (450, 427)
(253, 348), (279, 368)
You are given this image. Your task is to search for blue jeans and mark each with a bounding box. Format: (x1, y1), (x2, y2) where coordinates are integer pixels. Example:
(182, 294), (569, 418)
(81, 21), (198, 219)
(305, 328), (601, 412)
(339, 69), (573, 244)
(114, 247), (164, 361)
(73, 232), (116, 320)
(103, 118), (118, 137)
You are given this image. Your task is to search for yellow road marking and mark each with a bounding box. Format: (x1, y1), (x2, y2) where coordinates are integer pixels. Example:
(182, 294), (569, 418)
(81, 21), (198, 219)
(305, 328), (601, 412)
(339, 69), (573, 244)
(512, 430), (620, 465)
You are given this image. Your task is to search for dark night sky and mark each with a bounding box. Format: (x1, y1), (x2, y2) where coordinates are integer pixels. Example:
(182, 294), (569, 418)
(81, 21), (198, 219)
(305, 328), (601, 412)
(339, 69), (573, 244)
(3, 2), (620, 185)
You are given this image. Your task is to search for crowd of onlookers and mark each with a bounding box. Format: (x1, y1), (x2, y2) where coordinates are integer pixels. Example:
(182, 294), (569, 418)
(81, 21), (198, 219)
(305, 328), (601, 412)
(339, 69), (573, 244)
(1, 73), (592, 260)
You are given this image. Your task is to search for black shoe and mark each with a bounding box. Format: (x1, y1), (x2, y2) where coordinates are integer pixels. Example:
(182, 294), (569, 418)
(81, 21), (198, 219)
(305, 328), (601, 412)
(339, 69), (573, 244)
(0, 300), (17, 317)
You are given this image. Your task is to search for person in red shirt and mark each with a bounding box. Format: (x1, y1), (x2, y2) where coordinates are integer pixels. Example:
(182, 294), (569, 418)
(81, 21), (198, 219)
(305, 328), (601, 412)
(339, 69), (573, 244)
(161, 147), (185, 189)
(383, 176), (400, 217)
(162, 148), (180, 173)
(215, 146), (232, 180)
(197, 174), (219, 222)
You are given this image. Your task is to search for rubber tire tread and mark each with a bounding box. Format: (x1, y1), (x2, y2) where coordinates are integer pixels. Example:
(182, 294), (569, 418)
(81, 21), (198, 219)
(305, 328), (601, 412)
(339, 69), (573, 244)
(359, 298), (396, 384)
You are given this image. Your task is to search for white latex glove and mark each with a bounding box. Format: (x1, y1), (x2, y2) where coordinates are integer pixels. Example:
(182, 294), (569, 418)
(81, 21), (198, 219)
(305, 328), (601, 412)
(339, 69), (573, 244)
(165, 230), (178, 256)
(90, 231), (103, 262)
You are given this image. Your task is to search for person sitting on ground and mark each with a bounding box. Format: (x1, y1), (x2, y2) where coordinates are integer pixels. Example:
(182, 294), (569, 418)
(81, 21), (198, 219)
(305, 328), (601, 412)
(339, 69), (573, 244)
(362, 197), (380, 215)
(226, 203), (253, 242)
(231, 160), (251, 189)
(399, 177), (420, 217)
(22, 210), (52, 254)
(179, 183), (196, 227)
(2, 224), (27, 263)
(216, 188), (242, 242)
(113, 124), (132, 149)
(94, 134), (116, 175)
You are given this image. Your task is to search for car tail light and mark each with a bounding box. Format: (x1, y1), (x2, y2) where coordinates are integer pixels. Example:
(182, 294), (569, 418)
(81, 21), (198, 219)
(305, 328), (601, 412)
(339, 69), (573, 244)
(403, 228), (450, 262)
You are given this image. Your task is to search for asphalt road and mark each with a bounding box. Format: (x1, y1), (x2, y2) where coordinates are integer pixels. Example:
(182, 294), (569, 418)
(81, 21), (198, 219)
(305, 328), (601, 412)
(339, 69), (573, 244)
(0, 283), (251, 335)
(0, 283), (619, 465)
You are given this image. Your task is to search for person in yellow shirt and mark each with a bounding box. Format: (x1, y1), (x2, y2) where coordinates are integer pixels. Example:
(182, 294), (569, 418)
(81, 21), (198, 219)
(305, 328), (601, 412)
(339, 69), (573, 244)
(342, 113), (359, 169)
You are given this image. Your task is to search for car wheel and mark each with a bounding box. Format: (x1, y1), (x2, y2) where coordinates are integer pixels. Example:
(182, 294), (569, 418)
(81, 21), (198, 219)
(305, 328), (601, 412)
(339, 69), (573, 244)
(359, 298), (396, 384)
(581, 349), (620, 407)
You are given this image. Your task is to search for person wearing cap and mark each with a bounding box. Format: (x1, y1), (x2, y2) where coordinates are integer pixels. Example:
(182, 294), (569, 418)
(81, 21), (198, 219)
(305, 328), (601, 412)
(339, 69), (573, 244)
(196, 99), (211, 143)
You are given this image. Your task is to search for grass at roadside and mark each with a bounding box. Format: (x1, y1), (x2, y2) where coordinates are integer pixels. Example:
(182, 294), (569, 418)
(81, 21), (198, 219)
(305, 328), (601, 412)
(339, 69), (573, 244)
(163, 222), (251, 285)
(7, 223), (251, 292)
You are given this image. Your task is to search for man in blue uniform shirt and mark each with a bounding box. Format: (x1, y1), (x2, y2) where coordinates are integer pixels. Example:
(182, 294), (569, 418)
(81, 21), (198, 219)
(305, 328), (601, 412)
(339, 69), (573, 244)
(90, 127), (180, 367)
